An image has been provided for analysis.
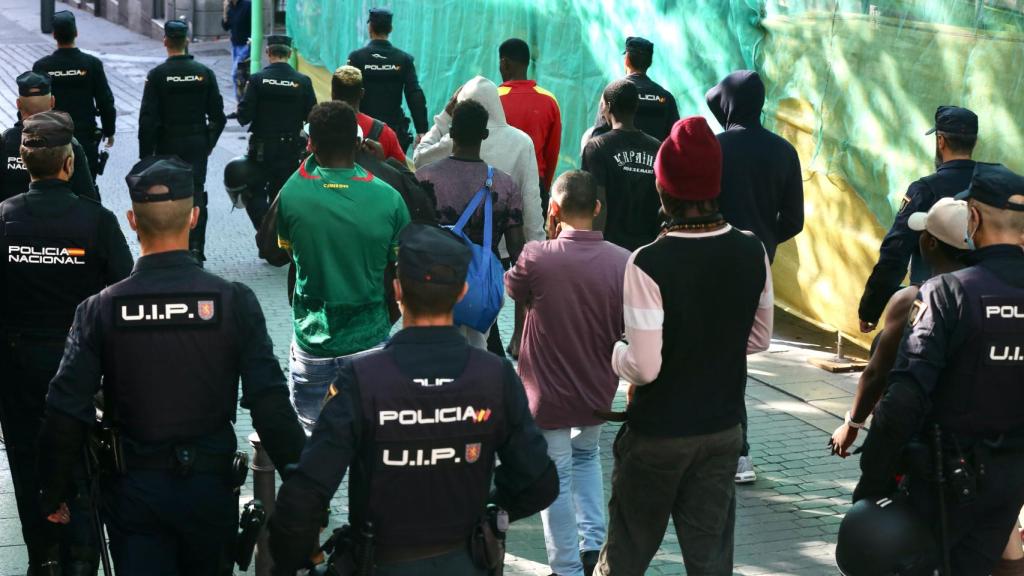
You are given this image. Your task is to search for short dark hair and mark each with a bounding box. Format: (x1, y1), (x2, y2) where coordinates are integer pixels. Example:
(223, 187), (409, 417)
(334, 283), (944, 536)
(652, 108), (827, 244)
(398, 277), (463, 317)
(20, 143), (71, 179)
(603, 79), (639, 118)
(499, 38), (530, 66)
(166, 36), (188, 52)
(660, 193), (719, 220)
(450, 99), (488, 146)
(308, 101), (358, 159)
(935, 238), (969, 262)
(939, 131), (977, 155)
(552, 171), (597, 217)
(626, 50), (652, 71)
(267, 44), (292, 59)
(54, 27), (75, 45)
(370, 19), (392, 36)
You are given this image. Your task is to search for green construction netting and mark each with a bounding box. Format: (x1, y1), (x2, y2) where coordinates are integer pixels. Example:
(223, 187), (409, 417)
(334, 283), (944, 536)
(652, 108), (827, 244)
(287, 0), (1024, 345)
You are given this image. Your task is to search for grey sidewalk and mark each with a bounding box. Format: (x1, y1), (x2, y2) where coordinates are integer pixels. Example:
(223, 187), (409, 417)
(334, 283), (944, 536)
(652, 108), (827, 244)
(0, 2), (873, 574)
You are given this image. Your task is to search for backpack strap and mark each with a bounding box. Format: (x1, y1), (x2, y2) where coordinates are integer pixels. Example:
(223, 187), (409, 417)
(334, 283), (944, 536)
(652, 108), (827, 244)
(452, 166), (495, 241)
(368, 119), (386, 142)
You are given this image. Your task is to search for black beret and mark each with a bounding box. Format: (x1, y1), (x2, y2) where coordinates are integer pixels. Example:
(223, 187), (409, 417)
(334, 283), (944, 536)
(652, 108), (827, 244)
(623, 36), (654, 56)
(53, 10), (76, 35)
(956, 162), (1024, 212)
(266, 35), (292, 47)
(21, 110), (74, 148)
(368, 7), (393, 26)
(926, 106), (978, 136)
(17, 71), (51, 97)
(164, 19), (189, 39)
(398, 224), (471, 286)
(126, 156), (195, 203)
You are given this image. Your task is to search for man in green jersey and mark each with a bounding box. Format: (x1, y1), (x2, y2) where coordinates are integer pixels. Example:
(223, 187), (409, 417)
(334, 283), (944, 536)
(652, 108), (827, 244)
(276, 101), (410, 431)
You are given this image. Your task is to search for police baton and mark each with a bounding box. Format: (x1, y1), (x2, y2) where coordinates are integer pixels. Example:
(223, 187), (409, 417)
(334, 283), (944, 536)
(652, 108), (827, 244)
(83, 444), (114, 575)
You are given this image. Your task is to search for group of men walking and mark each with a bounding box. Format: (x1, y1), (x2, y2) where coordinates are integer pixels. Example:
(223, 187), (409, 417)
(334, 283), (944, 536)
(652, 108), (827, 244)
(0, 4), (1022, 576)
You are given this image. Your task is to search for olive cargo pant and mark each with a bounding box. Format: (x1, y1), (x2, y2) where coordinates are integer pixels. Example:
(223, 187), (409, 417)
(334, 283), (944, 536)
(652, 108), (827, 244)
(596, 423), (742, 576)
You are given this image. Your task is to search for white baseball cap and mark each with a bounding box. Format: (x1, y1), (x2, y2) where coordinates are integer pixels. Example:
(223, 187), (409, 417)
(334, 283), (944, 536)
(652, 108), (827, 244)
(907, 197), (971, 249)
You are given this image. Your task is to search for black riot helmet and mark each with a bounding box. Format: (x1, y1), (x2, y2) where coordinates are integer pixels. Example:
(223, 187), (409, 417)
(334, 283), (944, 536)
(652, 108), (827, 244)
(836, 496), (940, 576)
(223, 156), (262, 208)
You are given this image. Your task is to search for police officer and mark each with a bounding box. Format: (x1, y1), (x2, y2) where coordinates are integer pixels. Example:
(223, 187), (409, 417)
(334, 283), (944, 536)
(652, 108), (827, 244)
(268, 224), (557, 576)
(0, 111), (131, 576)
(37, 157), (307, 575)
(588, 37), (679, 144)
(236, 34), (316, 230)
(32, 11), (116, 185)
(139, 20), (227, 264)
(347, 7), (429, 152)
(2, 71), (97, 202)
(854, 163), (1024, 575)
(858, 106), (978, 333)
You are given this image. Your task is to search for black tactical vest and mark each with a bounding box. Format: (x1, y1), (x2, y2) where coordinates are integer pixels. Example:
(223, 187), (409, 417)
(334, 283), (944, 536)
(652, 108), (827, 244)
(98, 266), (241, 444)
(1, 127), (29, 202)
(0, 189), (103, 332)
(933, 263), (1024, 436)
(352, 348), (506, 548)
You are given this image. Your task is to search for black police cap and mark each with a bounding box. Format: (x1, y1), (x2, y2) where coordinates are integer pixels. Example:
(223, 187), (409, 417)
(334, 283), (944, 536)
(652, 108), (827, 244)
(17, 71), (51, 97)
(266, 35), (292, 47)
(956, 162), (1024, 212)
(398, 224), (471, 286)
(623, 36), (654, 56)
(126, 156), (195, 203)
(21, 110), (74, 148)
(52, 10), (76, 35)
(164, 19), (189, 39)
(368, 7), (393, 26)
(925, 105), (978, 136)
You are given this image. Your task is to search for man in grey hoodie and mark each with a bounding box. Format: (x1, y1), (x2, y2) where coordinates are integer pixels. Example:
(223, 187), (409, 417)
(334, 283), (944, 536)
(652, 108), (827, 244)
(706, 70), (802, 484)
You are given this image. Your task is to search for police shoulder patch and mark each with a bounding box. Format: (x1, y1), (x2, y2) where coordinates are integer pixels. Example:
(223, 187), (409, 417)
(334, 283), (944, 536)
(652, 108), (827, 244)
(909, 299), (928, 327)
(114, 293), (221, 328)
(898, 194), (913, 214)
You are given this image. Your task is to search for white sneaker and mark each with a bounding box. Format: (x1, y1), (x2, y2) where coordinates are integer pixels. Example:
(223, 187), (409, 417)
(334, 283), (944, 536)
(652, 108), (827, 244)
(735, 455), (756, 484)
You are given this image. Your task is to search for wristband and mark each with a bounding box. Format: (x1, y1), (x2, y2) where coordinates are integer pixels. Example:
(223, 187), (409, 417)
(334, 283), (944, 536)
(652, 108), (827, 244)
(845, 411), (866, 430)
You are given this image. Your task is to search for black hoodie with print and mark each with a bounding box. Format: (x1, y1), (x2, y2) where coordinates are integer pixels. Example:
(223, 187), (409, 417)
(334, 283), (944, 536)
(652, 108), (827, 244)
(706, 71), (804, 262)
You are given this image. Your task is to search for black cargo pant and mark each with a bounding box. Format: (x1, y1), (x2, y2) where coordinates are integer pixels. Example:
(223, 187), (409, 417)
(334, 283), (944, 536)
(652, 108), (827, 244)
(245, 136), (304, 230)
(0, 333), (98, 572)
(597, 424), (742, 576)
(907, 447), (1024, 576)
(158, 134), (210, 258)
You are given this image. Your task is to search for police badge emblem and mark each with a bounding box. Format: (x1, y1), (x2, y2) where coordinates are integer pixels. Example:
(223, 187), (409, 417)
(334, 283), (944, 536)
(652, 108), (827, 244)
(465, 443), (481, 464)
(197, 300), (215, 321)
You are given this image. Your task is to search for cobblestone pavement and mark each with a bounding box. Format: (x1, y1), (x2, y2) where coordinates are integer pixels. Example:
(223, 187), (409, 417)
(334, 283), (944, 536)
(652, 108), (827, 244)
(0, 3), (869, 575)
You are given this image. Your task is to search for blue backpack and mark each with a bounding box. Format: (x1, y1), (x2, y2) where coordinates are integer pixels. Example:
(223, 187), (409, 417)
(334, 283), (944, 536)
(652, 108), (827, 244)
(448, 167), (505, 334)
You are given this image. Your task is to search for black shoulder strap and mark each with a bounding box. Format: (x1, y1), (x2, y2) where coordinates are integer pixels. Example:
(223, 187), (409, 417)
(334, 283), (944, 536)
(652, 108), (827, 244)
(368, 119), (385, 142)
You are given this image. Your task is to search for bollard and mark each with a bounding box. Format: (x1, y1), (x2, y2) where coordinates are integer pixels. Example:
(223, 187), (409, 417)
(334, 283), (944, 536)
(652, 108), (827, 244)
(40, 0), (55, 34)
(250, 432), (276, 576)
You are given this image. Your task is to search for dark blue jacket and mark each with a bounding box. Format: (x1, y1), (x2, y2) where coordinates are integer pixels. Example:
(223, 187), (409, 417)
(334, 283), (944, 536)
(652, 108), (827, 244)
(221, 0), (252, 47)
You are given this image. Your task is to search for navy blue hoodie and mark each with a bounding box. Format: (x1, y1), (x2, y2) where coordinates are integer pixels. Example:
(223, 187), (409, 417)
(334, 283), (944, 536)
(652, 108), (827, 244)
(706, 71), (804, 262)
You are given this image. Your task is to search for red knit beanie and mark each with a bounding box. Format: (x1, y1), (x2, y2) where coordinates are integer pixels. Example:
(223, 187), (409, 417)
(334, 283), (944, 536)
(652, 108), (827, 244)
(654, 116), (722, 201)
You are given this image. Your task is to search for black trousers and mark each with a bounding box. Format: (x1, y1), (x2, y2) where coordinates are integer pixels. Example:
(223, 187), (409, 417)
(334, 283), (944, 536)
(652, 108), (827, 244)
(0, 334), (97, 572)
(157, 135), (210, 257)
(908, 449), (1024, 576)
(75, 129), (100, 182)
(245, 138), (304, 230)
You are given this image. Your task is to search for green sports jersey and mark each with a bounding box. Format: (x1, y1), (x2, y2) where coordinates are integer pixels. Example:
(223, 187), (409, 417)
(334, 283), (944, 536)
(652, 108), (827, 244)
(277, 156), (410, 357)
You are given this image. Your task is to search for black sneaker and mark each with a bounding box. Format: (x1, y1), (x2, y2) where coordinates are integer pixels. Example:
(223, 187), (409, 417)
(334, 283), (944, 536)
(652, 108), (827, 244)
(581, 550), (600, 576)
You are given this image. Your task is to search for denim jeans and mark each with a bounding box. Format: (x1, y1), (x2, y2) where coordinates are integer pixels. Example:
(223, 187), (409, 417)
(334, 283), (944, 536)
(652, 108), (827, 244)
(288, 341), (382, 433)
(230, 43), (251, 102)
(541, 425), (606, 576)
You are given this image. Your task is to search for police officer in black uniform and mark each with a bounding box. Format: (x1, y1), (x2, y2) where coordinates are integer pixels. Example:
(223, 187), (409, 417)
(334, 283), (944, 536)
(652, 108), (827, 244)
(853, 163), (1024, 575)
(0, 111), (131, 576)
(236, 34), (316, 230)
(589, 37), (679, 144)
(347, 8), (429, 152)
(32, 11), (116, 185)
(139, 20), (227, 264)
(2, 72), (97, 202)
(268, 224), (557, 576)
(36, 157), (307, 575)
(858, 106), (978, 333)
